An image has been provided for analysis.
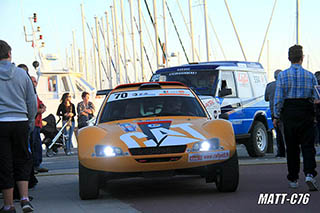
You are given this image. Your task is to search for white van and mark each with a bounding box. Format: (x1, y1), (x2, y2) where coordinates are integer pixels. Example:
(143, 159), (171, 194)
(151, 61), (274, 157)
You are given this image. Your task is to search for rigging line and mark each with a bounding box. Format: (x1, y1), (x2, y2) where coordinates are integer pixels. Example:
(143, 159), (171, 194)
(224, 0), (247, 61)
(119, 52), (132, 83)
(176, 0), (200, 61)
(124, 20), (133, 60)
(165, 1), (190, 64)
(142, 11), (156, 55)
(133, 16), (154, 75)
(100, 17), (132, 83)
(143, 45), (154, 75)
(176, 0), (190, 36)
(257, 0), (277, 62)
(143, 0), (167, 61)
(86, 22), (110, 81)
(208, 16), (227, 60)
(98, 23), (117, 75)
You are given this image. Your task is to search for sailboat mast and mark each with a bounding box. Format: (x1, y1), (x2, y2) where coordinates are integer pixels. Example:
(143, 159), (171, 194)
(80, 4), (89, 81)
(162, 0), (168, 67)
(91, 27), (97, 88)
(129, 0), (137, 82)
(112, 0), (122, 84)
(137, 0), (145, 81)
(72, 30), (77, 72)
(189, 0), (195, 62)
(110, 6), (118, 85)
(105, 12), (113, 89)
(296, 0), (300, 45)
(120, 0), (128, 83)
(203, 0), (210, 61)
(153, 0), (160, 69)
(94, 17), (102, 89)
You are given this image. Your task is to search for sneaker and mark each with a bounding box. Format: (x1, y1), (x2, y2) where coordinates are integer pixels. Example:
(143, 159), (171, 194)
(20, 200), (34, 213)
(0, 206), (16, 213)
(305, 174), (319, 191)
(288, 180), (299, 189)
(14, 196), (33, 203)
(35, 167), (48, 173)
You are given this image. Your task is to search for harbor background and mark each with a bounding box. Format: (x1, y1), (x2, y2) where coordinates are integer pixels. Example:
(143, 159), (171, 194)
(1, 0), (320, 89)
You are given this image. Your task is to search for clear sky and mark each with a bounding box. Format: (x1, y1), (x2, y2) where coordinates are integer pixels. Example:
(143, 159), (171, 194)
(1, 0), (320, 84)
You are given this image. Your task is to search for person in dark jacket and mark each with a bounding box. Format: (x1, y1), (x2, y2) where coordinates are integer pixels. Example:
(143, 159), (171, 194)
(264, 69), (285, 157)
(56, 93), (76, 156)
(314, 71), (320, 146)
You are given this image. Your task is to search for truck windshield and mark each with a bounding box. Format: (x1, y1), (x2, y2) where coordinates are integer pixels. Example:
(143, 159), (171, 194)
(151, 70), (219, 96)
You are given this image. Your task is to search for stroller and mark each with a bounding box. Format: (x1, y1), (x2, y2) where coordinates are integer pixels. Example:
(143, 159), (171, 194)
(41, 114), (72, 157)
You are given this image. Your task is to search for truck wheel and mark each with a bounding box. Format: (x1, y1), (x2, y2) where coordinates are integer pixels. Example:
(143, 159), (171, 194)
(216, 152), (239, 192)
(79, 163), (100, 200)
(245, 121), (268, 157)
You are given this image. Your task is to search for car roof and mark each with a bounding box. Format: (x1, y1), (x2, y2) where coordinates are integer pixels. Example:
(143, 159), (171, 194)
(111, 82), (189, 93)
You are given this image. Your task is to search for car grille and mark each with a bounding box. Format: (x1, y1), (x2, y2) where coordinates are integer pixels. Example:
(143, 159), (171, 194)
(129, 145), (187, 156)
(135, 156), (182, 163)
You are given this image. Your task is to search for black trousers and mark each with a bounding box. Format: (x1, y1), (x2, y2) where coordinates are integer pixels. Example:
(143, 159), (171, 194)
(272, 116), (286, 156)
(0, 121), (33, 190)
(281, 99), (317, 181)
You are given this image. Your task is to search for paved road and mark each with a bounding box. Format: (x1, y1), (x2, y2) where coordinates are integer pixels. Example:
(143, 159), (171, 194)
(30, 162), (319, 213)
(41, 144), (320, 171)
(4, 145), (320, 213)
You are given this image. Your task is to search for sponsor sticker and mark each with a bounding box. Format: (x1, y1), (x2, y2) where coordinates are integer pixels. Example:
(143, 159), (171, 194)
(119, 123), (137, 132)
(188, 150), (230, 162)
(107, 89), (194, 102)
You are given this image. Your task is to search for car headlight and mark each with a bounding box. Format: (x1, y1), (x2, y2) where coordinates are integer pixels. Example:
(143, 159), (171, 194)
(95, 145), (124, 157)
(192, 138), (220, 152)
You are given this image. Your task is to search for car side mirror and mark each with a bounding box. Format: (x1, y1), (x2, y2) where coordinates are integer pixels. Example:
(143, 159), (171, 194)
(219, 88), (232, 97)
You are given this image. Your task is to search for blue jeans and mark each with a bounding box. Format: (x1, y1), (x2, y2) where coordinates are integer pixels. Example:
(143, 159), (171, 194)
(62, 120), (75, 152)
(32, 126), (42, 167)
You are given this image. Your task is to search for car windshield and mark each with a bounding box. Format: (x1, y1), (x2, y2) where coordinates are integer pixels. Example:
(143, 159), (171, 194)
(99, 89), (207, 123)
(151, 70), (219, 96)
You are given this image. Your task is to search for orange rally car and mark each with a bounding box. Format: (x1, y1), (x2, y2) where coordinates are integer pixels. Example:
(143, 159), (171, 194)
(78, 82), (239, 200)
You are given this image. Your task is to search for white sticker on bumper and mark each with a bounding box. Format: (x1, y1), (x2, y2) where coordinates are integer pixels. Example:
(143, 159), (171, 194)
(188, 150), (230, 162)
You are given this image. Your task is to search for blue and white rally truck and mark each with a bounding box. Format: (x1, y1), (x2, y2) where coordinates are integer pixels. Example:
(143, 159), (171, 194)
(151, 61), (274, 157)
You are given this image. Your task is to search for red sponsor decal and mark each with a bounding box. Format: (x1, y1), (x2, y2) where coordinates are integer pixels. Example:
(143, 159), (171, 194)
(205, 99), (215, 107)
(238, 73), (249, 84)
(190, 155), (202, 161)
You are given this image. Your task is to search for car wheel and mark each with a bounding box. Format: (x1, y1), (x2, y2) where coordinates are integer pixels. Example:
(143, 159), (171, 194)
(79, 162), (100, 200)
(245, 121), (268, 157)
(216, 152), (239, 192)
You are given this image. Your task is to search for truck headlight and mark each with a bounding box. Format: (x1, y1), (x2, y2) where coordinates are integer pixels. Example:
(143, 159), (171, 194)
(95, 145), (124, 157)
(192, 138), (220, 152)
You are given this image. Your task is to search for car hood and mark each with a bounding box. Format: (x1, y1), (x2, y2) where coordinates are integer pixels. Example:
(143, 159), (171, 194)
(97, 117), (213, 148)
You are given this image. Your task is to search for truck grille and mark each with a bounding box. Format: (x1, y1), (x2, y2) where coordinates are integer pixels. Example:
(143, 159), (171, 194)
(129, 145), (187, 156)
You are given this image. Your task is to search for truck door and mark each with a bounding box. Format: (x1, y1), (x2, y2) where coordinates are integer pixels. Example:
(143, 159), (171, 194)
(218, 71), (242, 126)
(234, 71), (255, 134)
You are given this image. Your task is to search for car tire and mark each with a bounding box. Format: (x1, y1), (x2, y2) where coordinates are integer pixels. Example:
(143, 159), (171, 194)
(216, 152), (239, 192)
(79, 162), (100, 200)
(245, 121), (268, 157)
